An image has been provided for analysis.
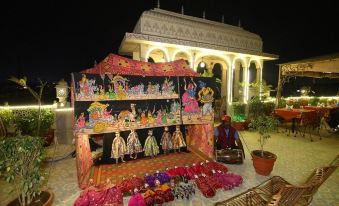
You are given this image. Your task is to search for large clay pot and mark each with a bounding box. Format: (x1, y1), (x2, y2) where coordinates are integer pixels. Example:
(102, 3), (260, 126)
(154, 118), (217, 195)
(251, 150), (277, 176)
(7, 190), (54, 206)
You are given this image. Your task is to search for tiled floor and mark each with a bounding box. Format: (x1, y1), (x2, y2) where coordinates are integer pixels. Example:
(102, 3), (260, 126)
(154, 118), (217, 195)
(1, 130), (338, 206)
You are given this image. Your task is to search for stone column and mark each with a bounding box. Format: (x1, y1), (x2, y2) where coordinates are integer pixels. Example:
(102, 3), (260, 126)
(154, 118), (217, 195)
(233, 63), (240, 101)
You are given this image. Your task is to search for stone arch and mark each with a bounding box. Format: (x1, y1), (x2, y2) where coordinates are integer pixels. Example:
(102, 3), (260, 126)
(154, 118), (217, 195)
(172, 50), (193, 68)
(145, 47), (170, 62)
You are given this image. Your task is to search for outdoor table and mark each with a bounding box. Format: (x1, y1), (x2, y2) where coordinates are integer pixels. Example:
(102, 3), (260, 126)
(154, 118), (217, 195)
(273, 108), (316, 133)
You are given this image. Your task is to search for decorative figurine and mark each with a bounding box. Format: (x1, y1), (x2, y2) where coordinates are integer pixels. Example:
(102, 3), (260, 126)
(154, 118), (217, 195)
(140, 111), (147, 126)
(172, 125), (186, 152)
(160, 127), (172, 154)
(128, 188), (145, 206)
(144, 129), (159, 158)
(111, 131), (127, 164)
(77, 112), (86, 129)
(156, 109), (163, 125)
(127, 129), (143, 159)
(106, 84), (116, 99)
(197, 81), (214, 116)
(182, 77), (200, 120)
(98, 85), (106, 100)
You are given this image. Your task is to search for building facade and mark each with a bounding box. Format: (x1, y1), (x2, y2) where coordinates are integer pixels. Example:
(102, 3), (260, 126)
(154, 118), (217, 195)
(119, 8), (278, 114)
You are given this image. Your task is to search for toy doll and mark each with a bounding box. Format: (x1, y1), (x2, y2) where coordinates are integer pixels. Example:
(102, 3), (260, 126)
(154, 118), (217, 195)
(128, 188), (145, 206)
(144, 129), (159, 158)
(77, 112), (86, 129)
(127, 129), (143, 159)
(172, 125), (186, 152)
(140, 112), (147, 126)
(160, 126), (172, 154)
(143, 183), (155, 206)
(111, 131), (127, 164)
(156, 109), (162, 125)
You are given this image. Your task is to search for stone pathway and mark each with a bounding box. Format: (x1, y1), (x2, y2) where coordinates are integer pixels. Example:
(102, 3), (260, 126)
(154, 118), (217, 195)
(1, 131), (338, 206)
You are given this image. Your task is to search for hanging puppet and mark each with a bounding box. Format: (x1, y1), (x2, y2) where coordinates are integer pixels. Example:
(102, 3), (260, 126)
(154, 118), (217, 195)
(126, 129), (143, 159)
(111, 131), (127, 164)
(182, 77), (200, 120)
(172, 125), (186, 152)
(160, 126), (172, 154)
(197, 80), (214, 116)
(144, 129), (159, 158)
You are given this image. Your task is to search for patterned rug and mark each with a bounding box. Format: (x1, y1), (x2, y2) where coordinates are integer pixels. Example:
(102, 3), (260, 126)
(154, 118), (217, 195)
(91, 152), (204, 186)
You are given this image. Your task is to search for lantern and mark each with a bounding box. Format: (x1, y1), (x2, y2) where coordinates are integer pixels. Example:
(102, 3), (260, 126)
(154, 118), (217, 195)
(55, 79), (68, 106)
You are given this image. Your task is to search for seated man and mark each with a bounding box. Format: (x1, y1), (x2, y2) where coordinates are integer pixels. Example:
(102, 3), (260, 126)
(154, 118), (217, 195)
(214, 115), (245, 158)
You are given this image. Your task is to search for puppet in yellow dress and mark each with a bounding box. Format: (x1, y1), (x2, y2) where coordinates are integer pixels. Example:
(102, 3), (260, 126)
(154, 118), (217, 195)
(144, 129), (159, 158)
(111, 131), (127, 164)
(160, 126), (172, 154)
(172, 125), (186, 152)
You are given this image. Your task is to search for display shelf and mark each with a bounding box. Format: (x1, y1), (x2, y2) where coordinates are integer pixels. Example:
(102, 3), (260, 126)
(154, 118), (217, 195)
(75, 122), (183, 135)
(75, 94), (179, 101)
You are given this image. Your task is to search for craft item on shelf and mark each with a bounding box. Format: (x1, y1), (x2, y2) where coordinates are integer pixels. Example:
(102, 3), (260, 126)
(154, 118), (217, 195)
(161, 77), (176, 96)
(77, 112), (86, 130)
(160, 126), (173, 154)
(213, 171), (243, 190)
(112, 75), (128, 100)
(144, 173), (156, 187)
(140, 112), (147, 126)
(197, 80), (214, 116)
(147, 110), (155, 125)
(153, 170), (171, 184)
(74, 178), (123, 206)
(98, 85), (105, 100)
(143, 129), (159, 157)
(172, 125), (186, 152)
(127, 129), (143, 159)
(77, 74), (98, 100)
(143, 183), (155, 206)
(194, 175), (216, 198)
(111, 131), (127, 164)
(106, 84), (116, 99)
(156, 109), (163, 125)
(128, 188), (146, 206)
(118, 103), (137, 127)
(182, 77), (200, 118)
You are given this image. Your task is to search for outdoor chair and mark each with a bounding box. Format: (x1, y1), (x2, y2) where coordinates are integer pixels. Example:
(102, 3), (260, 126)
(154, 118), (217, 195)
(215, 155), (338, 206)
(294, 110), (318, 141)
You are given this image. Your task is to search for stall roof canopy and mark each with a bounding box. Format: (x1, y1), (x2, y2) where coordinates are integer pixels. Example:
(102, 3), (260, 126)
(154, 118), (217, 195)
(279, 53), (339, 78)
(81, 53), (198, 77)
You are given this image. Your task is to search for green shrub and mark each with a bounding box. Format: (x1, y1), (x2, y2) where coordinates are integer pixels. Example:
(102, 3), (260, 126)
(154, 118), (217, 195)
(309, 97), (320, 106)
(249, 96), (265, 119)
(14, 109), (54, 136)
(263, 102), (275, 116)
(277, 98), (287, 108)
(0, 135), (45, 206)
(0, 110), (14, 129)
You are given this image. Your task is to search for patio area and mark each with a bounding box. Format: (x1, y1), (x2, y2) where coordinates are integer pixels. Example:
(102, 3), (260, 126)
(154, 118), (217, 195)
(0, 130), (338, 206)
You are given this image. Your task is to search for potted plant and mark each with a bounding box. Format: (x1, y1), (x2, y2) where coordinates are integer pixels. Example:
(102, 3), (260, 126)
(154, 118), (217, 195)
(0, 135), (54, 206)
(249, 115), (279, 176)
(232, 102), (247, 130)
(0, 76), (55, 206)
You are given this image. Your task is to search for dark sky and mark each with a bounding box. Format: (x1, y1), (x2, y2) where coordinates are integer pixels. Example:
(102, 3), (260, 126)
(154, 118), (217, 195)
(1, 0), (338, 96)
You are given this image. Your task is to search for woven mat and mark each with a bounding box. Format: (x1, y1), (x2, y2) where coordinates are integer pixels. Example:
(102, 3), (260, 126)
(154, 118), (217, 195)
(91, 152), (203, 186)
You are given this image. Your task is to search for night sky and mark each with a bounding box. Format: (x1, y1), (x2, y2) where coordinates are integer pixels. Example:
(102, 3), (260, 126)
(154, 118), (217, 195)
(0, 0), (338, 102)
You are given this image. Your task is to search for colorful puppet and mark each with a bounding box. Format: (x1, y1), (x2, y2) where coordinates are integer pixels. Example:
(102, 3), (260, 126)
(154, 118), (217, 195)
(126, 129), (143, 159)
(197, 80), (214, 116)
(144, 129), (159, 158)
(160, 126), (172, 154)
(182, 77), (200, 118)
(111, 131), (127, 164)
(172, 125), (186, 152)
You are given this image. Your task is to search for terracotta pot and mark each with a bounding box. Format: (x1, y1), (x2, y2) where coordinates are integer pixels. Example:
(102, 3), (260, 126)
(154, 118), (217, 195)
(251, 150), (277, 176)
(231, 122), (245, 131)
(7, 190), (54, 206)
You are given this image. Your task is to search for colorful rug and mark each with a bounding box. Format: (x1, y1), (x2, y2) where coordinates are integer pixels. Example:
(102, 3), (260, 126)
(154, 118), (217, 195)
(91, 152), (203, 186)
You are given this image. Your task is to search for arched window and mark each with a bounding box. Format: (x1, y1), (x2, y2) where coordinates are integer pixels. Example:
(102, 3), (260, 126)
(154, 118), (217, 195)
(249, 63), (257, 83)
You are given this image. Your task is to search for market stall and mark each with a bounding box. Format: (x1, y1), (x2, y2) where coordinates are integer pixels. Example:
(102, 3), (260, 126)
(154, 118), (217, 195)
(72, 54), (220, 190)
